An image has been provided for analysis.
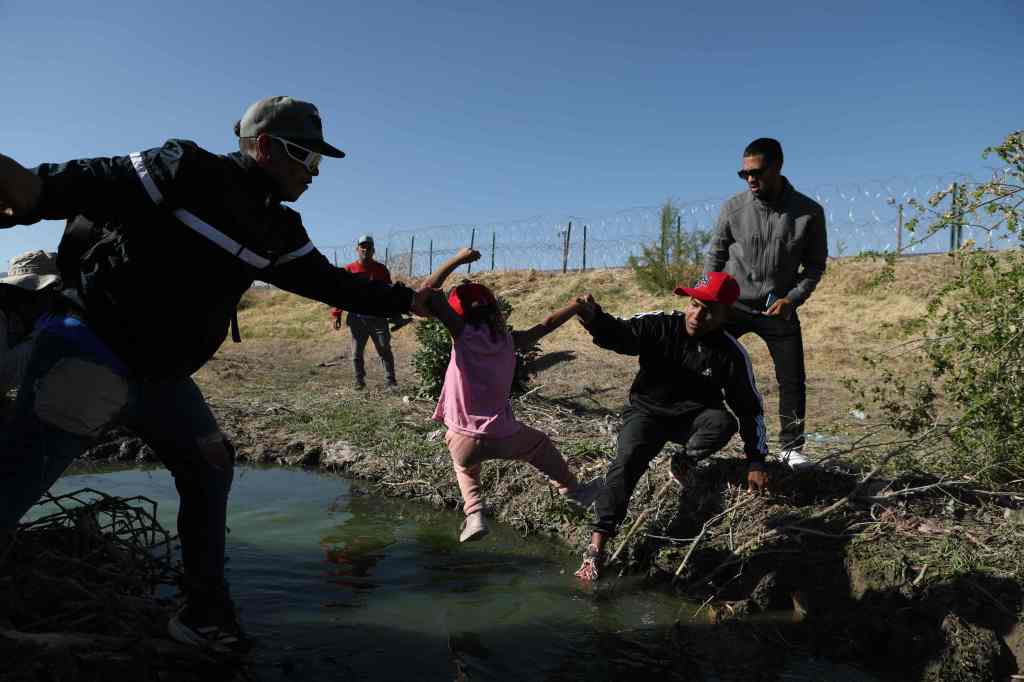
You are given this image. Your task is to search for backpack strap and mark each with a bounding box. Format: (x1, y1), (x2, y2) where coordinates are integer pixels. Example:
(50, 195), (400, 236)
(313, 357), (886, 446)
(57, 215), (102, 290)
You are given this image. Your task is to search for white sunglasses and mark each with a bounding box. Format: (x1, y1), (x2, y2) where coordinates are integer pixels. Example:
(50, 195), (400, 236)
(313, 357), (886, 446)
(269, 135), (322, 173)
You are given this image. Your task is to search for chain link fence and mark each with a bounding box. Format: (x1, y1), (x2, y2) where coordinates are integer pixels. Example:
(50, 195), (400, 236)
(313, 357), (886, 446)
(320, 171), (1014, 277)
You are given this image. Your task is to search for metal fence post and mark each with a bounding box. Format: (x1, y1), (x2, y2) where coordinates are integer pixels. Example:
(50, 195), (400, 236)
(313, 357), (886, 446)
(562, 221), (572, 273)
(409, 235), (415, 278)
(428, 239), (433, 273)
(491, 231), (496, 271)
(942, 182), (958, 250)
(896, 204), (903, 254)
(468, 227), (476, 273)
(384, 247), (389, 268)
(949, 183), (956, 252)
(950, 184), (958, 248)
(581, 224), (587, 272)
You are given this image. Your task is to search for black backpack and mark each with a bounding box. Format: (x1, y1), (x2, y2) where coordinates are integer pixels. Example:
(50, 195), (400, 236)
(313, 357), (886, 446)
(56, 215), (103, 291)
(57, 215), (242, 342)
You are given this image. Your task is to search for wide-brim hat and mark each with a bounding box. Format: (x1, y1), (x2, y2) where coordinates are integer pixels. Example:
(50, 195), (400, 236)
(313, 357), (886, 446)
(0, 250), (60, 292)
(236, 96), (345, 158)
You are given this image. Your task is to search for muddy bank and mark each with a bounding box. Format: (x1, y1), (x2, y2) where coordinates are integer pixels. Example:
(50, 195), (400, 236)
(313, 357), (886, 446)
(77, 400), (1024, 682)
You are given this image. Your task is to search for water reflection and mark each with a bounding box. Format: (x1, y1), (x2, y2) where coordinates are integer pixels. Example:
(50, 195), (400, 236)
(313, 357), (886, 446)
(45, 466), (880, 681)
(321, 504), (394, 594)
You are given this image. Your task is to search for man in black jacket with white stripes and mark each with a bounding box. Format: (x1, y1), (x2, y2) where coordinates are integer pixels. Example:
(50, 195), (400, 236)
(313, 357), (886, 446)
(0, 96), (448, 650)
(574, 272), (769, 582)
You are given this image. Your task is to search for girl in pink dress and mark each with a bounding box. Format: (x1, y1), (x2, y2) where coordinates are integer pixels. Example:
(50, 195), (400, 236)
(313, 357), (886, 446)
(427, 247), (602, 542)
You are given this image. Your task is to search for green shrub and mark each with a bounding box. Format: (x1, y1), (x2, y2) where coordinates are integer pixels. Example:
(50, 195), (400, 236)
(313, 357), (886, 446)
(848, 131), (1024, 487)
(412, 297), (538, 399)
(923, 250), (1024, 482)
(853, 251), (898, 291)
(627, 200), (710, 294)
(411, 316), (452, 399)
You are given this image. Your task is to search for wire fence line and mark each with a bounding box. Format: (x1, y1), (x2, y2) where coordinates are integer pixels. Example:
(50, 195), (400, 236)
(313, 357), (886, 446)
(318, 170), (1015, 278)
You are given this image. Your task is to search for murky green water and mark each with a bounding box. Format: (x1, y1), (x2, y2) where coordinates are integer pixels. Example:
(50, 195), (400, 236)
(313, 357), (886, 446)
(45, 466), (881, 681)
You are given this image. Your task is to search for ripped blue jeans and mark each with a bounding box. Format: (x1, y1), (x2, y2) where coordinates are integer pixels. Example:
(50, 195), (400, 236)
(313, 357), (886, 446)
(0, 314), (234, 609)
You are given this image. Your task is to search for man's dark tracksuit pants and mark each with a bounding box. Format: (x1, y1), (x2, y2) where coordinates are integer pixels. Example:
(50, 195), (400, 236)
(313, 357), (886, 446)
(725, 308), (806, 452)
(592, 404), (737, 536)
(348, 314), (396, 384)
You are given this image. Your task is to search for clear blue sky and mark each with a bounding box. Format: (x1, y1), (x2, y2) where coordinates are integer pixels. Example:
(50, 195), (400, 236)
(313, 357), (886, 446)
(1, 0), (1021, 267)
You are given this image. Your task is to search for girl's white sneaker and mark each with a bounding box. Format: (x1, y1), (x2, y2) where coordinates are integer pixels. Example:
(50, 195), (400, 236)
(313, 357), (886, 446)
(459, 511), (489, 543)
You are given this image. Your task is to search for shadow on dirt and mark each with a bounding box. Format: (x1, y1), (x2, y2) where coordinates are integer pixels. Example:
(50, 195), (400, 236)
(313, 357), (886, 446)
(632, 459), (1022, 681)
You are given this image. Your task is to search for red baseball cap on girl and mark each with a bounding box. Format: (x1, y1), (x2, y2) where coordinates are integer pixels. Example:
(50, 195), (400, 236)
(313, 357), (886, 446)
(448, 282), (497, 317)
(674, 272), (741, 306)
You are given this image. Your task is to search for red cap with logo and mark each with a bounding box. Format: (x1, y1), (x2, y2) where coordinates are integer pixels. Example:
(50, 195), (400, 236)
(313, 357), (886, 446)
(674, 272), (741, 306)
(448, 282), (497, 318)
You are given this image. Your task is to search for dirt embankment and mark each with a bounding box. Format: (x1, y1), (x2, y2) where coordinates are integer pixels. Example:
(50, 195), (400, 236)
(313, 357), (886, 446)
(53, 257), (1024, 679)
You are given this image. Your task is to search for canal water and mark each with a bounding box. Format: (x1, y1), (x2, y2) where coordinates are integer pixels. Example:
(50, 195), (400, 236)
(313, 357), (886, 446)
(46, 466), (880, 681)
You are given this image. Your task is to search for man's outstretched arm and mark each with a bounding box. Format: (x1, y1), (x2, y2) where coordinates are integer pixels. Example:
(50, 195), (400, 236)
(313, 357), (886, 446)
(421, 247), (480, 291)
(0, 154), (42, 225)
(512, 299), (585, 349)
(2, 141), (205, 228)
(270, 247), (458, 328)
(575, 294), (642, 356)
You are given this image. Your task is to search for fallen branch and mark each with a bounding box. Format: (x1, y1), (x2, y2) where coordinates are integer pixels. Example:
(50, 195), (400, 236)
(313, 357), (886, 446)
(673, 495), (756, 582)
(854, 479), (972, 502)
(609, 480), (675, 565)
(687, 429), (939, 586)
(912, 563), (929, 586)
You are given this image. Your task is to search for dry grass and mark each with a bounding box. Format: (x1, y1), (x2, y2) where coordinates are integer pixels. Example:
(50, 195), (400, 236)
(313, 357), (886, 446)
(224, 254), (957, 447)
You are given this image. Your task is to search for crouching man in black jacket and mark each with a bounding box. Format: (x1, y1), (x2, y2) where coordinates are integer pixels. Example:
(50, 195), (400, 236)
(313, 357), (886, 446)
(574, 272), (769, 582)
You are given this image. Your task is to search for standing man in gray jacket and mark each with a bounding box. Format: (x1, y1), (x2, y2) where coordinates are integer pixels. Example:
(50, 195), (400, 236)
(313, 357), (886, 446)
(704, 138), (827, 468)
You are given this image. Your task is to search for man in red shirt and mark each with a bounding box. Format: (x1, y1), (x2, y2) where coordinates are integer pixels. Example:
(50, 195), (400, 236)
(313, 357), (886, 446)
(333, 235), (397, 389)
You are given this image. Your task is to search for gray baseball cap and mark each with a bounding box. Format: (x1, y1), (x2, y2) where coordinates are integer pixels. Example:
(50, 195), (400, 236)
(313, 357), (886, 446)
(235, 96), (345, 158)
(356, 235), (374, 245)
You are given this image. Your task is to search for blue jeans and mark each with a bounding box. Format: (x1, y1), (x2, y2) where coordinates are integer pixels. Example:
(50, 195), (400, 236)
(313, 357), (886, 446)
(0, 314), (234, 610)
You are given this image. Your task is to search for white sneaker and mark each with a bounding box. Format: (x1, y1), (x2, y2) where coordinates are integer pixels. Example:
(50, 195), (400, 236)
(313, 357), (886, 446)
(564, 477), (604, 509)
(167, 605), (249, 653)
(779, 449), (813, 470)
(459, 511), (489, 543)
